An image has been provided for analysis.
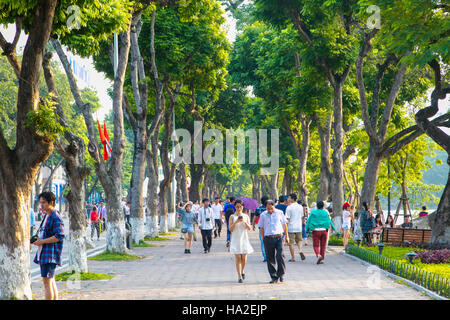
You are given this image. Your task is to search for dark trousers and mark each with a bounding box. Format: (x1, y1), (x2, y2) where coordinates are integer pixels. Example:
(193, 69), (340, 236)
(201, 229), (212, 251)
(263, 236), (285, 280)
(312, 230), (328, 258)
(363, 232), (372, 245)
(214, 219), (222, 237)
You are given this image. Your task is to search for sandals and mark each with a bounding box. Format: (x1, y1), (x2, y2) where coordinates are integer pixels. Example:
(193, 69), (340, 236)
(288, 259), (295, 262)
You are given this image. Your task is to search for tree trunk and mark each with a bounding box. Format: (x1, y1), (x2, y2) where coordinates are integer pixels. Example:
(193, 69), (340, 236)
(359, 143), (384, 211)
(189, 163), (203, 202)
(145, 132), (160, 238)
(43, 51), (90, 273)
(316, 113), (332, 202)
(330, 83), (345, 218)
(430, 165), (450, 244)
(180, 162), (188, 201)
(0, 0), (57, 299)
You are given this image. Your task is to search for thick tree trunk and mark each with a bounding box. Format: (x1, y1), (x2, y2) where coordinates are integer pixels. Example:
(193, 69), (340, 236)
(180, 162), (188, 201)
(0, 0), (57, 299)
(129, 138), (147, 244)
(316, 113), (332, 202)
(146, 138), (160, 237)
(43, 51), (90, 273)
(297, 117), (310, 204)
(189, 164), (203, 202)
(359, 143), (383, 211)
(330, 83), (345, 218)
(430, 165), (450, 244)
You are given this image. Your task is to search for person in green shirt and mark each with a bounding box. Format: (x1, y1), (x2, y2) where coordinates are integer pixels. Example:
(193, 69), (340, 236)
(306, 201), (335, 264)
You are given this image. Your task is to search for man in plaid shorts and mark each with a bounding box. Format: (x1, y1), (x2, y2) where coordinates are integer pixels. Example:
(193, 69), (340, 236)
(32, 191), (65, 300)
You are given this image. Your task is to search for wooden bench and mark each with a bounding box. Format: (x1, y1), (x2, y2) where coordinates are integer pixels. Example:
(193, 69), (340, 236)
(381, 228), (432, 244)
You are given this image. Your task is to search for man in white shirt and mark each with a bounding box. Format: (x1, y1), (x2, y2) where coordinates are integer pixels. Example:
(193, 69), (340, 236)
(211, 197), (223, 238)
(286, 193), (305, 262)
(191, 200), (200, 241)
(198, 198), (215, 253)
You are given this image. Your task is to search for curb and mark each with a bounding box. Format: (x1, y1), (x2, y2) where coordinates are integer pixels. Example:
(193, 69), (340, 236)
(340, 250), (448, 301)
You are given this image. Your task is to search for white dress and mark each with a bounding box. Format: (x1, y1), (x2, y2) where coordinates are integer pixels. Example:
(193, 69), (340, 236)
(230, 214), (254, 254)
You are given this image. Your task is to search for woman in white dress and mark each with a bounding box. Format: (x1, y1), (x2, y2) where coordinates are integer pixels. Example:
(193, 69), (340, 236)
(228, 199), (254, 283)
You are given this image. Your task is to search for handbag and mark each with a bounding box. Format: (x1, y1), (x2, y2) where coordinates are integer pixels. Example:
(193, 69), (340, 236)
(181, 227), (188, 233)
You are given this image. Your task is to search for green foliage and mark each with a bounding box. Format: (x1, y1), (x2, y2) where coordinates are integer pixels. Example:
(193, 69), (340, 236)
(25, 95), (66, 141)
(133, 240), (160, 247)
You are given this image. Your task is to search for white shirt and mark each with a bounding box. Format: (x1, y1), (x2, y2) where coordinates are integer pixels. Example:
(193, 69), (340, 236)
(192, 204), (200, 214)
(198, 206), (215, 230)
(211, 203), (222, 220)
(342, 210), (352, 227)
(258, 209), (288, 236)
(286, 202), (304, 233)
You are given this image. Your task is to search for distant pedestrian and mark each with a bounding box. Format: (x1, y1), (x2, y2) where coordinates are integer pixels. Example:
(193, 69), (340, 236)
(360, 202), (374, 245)
(342, 202), (353, 247)
(224, 197), (236, 249)
(301, 203), (309, 246)
(353, 211), (363, 246)
(99, 202), (107, 231)
(258, 199), (289, 283)
(286, 193), (305, 262)
(30, 206), (35, 238)
(385, 215), (394, 229)
(178, 201), (198, 254)
(125, 202), (131, 224)
(32, 191), (64, 300)
(252, 196), (268, 262)
(306, 201), (335, 264)
(275, 195), (288, 214)
(401, 215), (413, 229)
(192, 200), (200, 241)
(198, 198), (215, 253)
(372, 214), (384, 243)
(229, 199), (254, 283)
(212, 197), (223, 238)
(90, 206), (101, 241)
(419, 206), (428, 217)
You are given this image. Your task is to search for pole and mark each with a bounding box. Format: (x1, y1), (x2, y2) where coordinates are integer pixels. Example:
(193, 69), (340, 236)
(387, 158), (391, 216)
(172, 109), (176, 211)
(114, 33), (118, 77)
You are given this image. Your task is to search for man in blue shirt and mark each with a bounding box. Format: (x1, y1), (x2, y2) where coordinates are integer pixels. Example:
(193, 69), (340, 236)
(275, 195), (288, 214)
(252, 195), (269, 262)
(224, 196), (235, 248)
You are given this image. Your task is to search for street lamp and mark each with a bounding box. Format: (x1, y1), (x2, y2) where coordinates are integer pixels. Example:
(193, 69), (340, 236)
(377, 242), (385, 255)
(406, 251), (418, 264)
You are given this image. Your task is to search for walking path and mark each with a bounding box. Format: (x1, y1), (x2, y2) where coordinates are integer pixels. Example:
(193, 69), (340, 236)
(31, 228), (429, 300)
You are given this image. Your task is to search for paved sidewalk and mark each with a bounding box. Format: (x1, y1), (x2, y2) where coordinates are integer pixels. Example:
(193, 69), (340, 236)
(31, 229), (429, 300)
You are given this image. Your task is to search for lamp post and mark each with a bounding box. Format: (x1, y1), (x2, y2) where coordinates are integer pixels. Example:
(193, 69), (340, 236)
(406, 251), (418, 264)
(377, 242), (385, 255)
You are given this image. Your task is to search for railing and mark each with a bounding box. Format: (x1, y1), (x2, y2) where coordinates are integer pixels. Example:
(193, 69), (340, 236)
(346, 244), (449, 298)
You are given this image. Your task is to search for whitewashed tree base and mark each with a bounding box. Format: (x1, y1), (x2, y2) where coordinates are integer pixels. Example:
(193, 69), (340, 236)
(167, 212), (176, 231)
(130, 217), (145, 244)
(106, 221), (127, 253)
(159, 215), (168, 233)
(0, 245), (32, 300)
(146, 216), (159, 237)
(331, 216), (343, 235)
(68, 231), (88, 273)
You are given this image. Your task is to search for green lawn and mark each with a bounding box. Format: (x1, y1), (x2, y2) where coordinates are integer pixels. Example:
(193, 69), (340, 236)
(144, 235), (170, 241)
(363, 246), (450, 279)
(55, 271), (115, 281)
(88, 250), (144, 261)
(133, 240), (162, 247)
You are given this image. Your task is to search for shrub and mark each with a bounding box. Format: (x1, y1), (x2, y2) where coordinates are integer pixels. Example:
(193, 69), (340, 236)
(415, 249), (450, 264)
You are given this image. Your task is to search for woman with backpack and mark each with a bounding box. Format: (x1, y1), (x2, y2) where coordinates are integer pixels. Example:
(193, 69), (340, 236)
(360, 202), (374, 245)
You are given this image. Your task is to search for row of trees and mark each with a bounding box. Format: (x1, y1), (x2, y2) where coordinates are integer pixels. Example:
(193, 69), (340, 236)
(0, 0), (448, 300)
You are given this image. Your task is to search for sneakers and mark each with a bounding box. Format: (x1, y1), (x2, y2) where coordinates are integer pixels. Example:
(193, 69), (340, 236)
(279, 277), (284, 283)
(184, 249), (188, 254)
(300, 252), (306, 261)
(238, 279), (243, 283)
(317, 255), (324, 264)
(269, 278), (278, 284)
(241, 273), (245, 280)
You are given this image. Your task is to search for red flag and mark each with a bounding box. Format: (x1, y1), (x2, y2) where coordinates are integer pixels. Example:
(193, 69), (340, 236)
(97, 120), (106, 144)
(103, 122), (112, 161)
